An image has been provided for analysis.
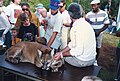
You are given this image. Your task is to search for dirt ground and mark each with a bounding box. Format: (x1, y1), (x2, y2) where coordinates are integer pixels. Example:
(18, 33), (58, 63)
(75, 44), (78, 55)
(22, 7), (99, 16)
(98, 43), (116, 72)
(98, 33), (119, 72)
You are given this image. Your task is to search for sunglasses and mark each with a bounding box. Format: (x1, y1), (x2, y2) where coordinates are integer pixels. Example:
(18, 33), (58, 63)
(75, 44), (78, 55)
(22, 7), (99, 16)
(22, 8), (29, 11)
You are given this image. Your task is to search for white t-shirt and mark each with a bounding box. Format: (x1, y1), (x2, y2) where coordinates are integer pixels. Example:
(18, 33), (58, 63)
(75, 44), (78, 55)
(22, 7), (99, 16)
(0, 7), (11, 34)
(5, 3), (22, 24)
(61, 10), (71, 26)
(112, 21), (117, 27)
(61, 10), (71, 49)
(45, 11), (63, 49)
(68, 18), (97, 61)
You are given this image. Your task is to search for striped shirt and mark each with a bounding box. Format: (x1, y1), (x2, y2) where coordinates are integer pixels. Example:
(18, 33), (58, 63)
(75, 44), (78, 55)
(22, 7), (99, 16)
(86, 9), (110, 29)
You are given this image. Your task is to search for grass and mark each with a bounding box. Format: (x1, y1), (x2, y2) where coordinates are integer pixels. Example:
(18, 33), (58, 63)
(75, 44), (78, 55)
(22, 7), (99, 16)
(98, 32), (120, 81)
(98, 69), (116, 81)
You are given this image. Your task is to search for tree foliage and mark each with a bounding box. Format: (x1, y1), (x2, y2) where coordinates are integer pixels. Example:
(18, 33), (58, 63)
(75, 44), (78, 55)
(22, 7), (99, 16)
(3, 0), (119, 17)
(3, 0), (11, 6)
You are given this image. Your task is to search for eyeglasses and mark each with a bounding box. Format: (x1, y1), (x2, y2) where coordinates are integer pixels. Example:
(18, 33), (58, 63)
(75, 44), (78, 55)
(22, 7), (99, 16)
(22, 8), (29, 11)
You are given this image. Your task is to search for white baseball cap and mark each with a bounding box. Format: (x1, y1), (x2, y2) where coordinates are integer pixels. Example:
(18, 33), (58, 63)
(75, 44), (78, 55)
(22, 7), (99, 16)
(90, 0), (100, 4)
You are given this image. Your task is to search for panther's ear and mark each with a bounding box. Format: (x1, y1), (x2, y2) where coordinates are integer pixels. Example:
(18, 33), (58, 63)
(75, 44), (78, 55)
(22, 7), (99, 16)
(45, 47), (51, 54)
(36, 37), (47, 45)
(40, 45), (51, 53)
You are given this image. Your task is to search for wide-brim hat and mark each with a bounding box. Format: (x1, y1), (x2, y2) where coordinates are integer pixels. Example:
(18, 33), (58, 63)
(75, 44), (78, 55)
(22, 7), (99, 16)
(35, 3), (44, 9)
(90, 0), (100, 4)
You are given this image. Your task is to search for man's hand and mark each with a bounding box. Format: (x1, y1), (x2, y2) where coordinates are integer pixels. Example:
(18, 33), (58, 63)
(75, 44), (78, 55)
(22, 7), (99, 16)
(95, 31), (101, 37)
(2, 34), (5, 40)
(54, 52), (62, 61)
(94, 29), (101, 37)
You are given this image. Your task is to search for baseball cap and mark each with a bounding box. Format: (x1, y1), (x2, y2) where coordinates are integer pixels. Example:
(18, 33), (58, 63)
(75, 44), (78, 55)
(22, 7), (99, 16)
(90, 0), (100, 4)
(48, 0), (60, 10)
(35, 3), (44, 9)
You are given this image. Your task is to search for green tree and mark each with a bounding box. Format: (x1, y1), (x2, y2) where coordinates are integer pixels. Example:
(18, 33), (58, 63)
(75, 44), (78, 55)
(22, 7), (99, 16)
(3, 0), (11, 6)
(3, 0), (119, 17)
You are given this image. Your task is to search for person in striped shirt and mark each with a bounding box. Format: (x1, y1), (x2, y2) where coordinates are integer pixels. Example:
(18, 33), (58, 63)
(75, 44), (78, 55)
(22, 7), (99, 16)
(86, 0), (110, 65)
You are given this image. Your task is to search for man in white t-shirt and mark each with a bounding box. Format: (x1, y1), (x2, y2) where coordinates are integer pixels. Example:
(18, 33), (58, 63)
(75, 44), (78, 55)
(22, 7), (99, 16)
(45, 0), (63, 53)
(5, 0), (22, 28)
(54, 3), (97, 67)
(59, 0), (71, 49)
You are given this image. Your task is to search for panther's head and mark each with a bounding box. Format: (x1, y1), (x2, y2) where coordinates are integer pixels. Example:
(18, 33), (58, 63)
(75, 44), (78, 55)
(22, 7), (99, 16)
(40, 49), (63, 72)
(5, 46), (23, 64)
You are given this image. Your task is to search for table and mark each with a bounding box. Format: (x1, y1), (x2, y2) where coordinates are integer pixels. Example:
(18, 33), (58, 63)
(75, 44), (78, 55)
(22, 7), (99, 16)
(0, 54), (101, 81)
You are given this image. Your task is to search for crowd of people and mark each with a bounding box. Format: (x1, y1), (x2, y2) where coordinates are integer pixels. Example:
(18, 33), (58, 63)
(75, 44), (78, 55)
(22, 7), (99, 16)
(0, 0), (112, 80)
(0, 0), (112, 76)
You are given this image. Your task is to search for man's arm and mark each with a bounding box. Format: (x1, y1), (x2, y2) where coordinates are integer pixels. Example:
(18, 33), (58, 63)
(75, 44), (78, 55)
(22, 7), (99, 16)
(100, 24), (109, 32)
(47, 32), (58, 48)
(61, 46), (71, 56)
(54, 46), (71, 60)
(95, 24), (109, 37)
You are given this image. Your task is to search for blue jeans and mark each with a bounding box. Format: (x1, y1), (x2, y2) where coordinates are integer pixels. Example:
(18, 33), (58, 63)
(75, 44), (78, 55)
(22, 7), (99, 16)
(0, 30), (11, 49)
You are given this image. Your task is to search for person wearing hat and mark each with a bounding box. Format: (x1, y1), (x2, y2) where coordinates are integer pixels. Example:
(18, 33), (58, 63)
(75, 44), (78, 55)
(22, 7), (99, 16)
(59, 0), (71, 49)
(45, 0), (63, 53)
(86, 0), (110, 65)
(35, 3), (45, 20)
(54, 3), (97, 67)
(35, 3), (48, 37)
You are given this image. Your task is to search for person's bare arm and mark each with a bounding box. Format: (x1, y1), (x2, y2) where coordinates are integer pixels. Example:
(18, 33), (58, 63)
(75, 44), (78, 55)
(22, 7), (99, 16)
(54, 46), (71, 60)
(95, 24), (109, 37)
(47, 32), (58, 48)
(63, 23), (71, 27)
